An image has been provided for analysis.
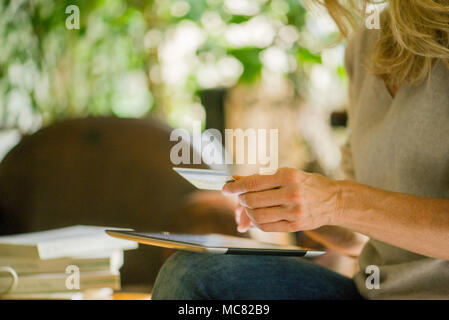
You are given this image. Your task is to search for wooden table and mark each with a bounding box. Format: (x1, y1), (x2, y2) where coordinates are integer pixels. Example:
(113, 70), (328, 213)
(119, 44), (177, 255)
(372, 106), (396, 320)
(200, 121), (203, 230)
(112, 292), (152, 300)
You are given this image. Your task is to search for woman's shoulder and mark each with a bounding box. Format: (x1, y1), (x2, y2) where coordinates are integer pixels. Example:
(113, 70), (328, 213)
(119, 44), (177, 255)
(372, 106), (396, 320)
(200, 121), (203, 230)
(344, 27), (381, 119)
(345, 27), (380, 80)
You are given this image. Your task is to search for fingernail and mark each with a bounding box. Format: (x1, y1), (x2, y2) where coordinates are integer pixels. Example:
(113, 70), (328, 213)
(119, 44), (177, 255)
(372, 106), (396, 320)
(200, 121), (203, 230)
(237, 225), (247, 233)
(222, 184), (233, 195)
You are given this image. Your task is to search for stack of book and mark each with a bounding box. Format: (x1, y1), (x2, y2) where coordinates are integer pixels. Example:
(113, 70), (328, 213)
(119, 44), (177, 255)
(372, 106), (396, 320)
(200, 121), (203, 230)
(0, 225), (138, 300)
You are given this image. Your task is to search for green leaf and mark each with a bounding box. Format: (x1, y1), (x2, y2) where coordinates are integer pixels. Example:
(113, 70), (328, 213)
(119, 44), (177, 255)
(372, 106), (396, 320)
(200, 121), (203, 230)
(228, 15), (252, 24)
(228, 48), (263, 83)
(337, 65), (347, 79)
(285, 0), (306, 29)
(296, 47), (322, 64)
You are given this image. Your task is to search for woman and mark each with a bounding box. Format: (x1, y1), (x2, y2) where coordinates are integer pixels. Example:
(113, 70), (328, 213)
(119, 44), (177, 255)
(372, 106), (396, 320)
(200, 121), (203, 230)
(153, 0), (449, 299)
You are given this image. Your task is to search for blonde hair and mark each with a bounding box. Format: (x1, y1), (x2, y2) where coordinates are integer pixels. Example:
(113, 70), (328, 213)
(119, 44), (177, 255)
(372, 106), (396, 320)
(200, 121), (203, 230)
(310, 0), (449, 88)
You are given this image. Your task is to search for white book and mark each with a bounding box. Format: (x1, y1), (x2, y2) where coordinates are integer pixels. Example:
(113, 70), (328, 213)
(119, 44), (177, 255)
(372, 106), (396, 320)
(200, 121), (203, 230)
(0, 270), (120, 294)
(0, 226), (138, 259)
(0, 291), (85, 300)
(0, 287), (114, 300)
(0, 251), (124, 274)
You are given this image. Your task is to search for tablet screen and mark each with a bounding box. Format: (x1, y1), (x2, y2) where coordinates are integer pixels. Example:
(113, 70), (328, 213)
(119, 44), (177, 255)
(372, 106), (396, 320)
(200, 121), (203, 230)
(123, 231), (300, 249)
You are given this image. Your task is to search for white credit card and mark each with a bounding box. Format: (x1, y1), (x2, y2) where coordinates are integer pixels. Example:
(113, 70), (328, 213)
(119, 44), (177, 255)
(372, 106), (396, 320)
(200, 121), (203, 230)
(173, 167), (234, 191)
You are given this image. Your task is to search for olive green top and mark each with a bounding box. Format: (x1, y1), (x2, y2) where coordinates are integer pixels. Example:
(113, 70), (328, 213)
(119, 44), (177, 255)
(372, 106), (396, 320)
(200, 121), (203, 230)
(343, 27), (449, 299)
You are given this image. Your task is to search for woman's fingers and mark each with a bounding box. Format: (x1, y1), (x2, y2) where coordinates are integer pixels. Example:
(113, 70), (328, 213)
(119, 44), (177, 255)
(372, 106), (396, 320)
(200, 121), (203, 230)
(223, 168), (306, 195)
(237, 207), (252, 233)
(223, 173), (283, 195)
(235, 205), (243, 224)
(223, 168), (337, 233)
(245, 206), (297, 225)
(238, 186), (299, 209)
(238, 206), (299, 233)
(258, 220), (297, 233)
(224, 168), (317, 233)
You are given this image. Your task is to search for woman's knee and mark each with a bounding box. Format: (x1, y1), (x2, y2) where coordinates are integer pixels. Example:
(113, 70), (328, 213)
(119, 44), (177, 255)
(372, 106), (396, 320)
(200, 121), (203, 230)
(152, 251), (259, 299)
(152, 252), (360, 300)
(152, 251), (220, 299)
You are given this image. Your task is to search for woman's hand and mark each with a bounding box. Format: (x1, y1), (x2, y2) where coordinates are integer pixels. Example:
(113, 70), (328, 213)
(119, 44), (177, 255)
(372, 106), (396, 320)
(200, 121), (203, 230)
(223, 167), (342, 233)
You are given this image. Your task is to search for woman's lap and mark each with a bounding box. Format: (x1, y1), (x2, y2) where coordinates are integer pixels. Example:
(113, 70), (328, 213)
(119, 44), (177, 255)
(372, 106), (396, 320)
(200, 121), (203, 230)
(152, 251), (362, 300)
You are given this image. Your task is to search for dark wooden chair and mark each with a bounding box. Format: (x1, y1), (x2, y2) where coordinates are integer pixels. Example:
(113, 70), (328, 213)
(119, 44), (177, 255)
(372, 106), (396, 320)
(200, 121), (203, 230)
(0, 116), (236, 291)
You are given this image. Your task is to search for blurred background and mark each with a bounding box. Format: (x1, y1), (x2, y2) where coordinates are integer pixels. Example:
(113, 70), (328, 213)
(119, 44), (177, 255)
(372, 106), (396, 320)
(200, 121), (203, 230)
(0, 0), (349, 170)
(0, 0), (354, 292)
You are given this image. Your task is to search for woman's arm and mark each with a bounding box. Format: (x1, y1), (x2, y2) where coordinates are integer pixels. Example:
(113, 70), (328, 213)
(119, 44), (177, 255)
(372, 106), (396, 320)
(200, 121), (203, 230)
(222, 167), (449, 260)
(336, 179), (449, 260)
(304, 226), (368, 257)
(302, 141), (368, 258)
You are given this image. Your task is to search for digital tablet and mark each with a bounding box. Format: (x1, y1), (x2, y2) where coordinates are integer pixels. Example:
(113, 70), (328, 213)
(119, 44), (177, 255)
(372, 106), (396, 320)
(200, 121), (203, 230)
(105, 230), (325, 258)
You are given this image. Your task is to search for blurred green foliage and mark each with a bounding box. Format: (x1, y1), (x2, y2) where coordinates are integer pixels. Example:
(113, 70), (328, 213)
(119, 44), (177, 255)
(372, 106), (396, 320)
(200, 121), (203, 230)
(0, 0), (154, 132)
(157, 0), (321, 85)
(0, 0), (325, 133)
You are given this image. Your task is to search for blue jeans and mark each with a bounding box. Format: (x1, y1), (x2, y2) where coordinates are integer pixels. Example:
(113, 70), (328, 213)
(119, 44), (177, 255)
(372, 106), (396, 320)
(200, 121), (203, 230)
(152, 251), (363, 300)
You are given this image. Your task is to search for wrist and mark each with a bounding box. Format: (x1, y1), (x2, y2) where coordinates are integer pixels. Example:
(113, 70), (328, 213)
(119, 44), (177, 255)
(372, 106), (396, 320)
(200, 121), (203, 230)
(330, 179), (355, 227)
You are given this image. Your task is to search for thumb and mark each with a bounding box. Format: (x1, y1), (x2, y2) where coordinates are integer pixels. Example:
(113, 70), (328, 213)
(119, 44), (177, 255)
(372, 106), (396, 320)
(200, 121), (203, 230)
(237, 208), (252, 233)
